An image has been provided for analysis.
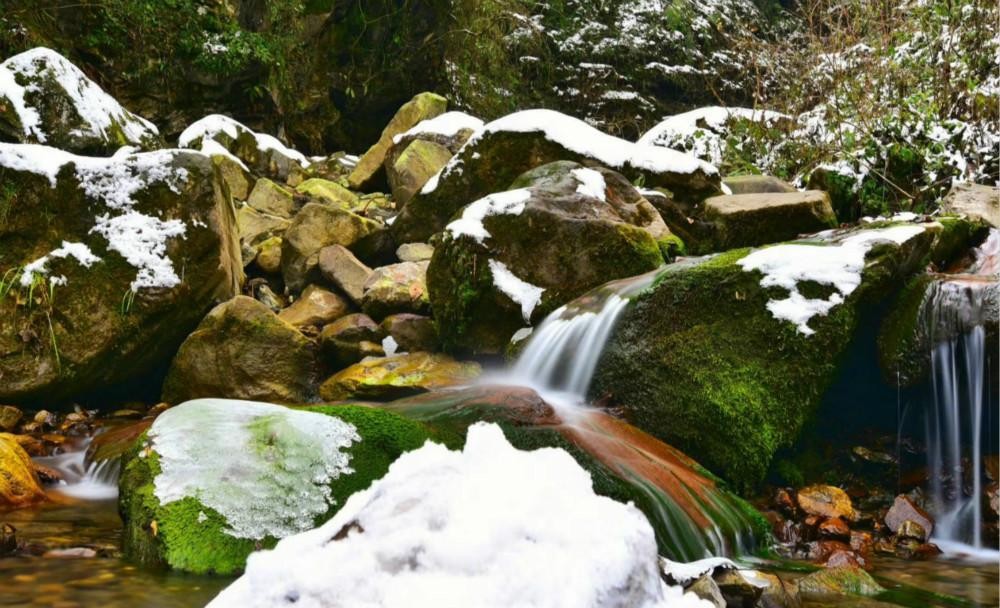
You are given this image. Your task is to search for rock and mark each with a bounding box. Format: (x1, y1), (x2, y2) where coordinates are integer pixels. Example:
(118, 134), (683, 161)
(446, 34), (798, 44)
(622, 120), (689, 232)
(246, 179), (298, 218)
(818, 517), (851, 540)
(940, 182), (999, 227)
(44, 547), (97, 559)
(278, 285), (350, 329)
(361, 261), (430, 319)
(702, 190), (838, 249)
(179, 114), (307, 181)
(295, 178), (360, 210)
(0, 433), (45, 509)
(119, 399), (441, 574)
(0, 522), (16, 555)
(213, 155), (252, 201)
(824, 550), (866, 569)
(885, 495), (933, 540)
(0, 48), (160, 153)
(250, 280), (286, 313)
(723, 175), (797, 195)
(894, 540), (941, 560)
(348, 92), (448, 191)
(714, 570), (764, 607)
(427, 161), (666, 353)
(895, 519), (928, 542)
(849, 530), (874, 557)
(319, 313), (386, 367)
(591, 222), (939, 489)
(161, 297), (317, 404)
(254, 237), (283, 274)
(385, 138), (454, 205)
(380, 314), (438, 352)
(281, 203), (381, 293)
(740, 571), (798, 608)
(797, 566), (883, 597)
(396, 242), (435, 263)
(318, 352), (481, 401)
(0, 406), (22, 432)
(987, 482), (999, 517)
(237, 205), (291, 260)
(687, 575), (726, 607)
(317, 245), (373, 304)
(392, 109), (721, 243)
(0, 146), (242, 404)
(798, 486), (855, 520)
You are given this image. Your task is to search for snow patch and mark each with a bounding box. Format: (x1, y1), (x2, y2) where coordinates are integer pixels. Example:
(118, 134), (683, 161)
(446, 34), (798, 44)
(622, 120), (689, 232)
(150, 399), (360, 541)
(381, 335), (400, 357)
(392, 111), (484, 144)
(571, 168), (607, 201)
(639, 106), (787, 167)
(445, 188), (531, 243)
(19, 241), (100, 286)
(488, 259), (544, 322)
(210, 423), (710, 608)
(179, 114), (307, 167)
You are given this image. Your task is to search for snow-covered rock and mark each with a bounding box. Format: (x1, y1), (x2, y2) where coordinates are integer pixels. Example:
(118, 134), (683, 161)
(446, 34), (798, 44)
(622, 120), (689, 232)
(210, 422), (711, 608)
(639, 106), (789, 167)
(0, 47), (160, 153)
(179, 114), (307, 180)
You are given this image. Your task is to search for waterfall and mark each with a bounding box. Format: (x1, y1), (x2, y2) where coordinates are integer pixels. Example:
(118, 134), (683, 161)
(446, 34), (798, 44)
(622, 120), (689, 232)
(35, 438), (121, 500)
(921, 229), (998, 556)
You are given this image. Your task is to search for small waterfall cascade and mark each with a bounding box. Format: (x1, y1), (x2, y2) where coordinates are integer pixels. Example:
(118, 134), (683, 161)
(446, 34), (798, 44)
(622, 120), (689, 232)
(921, 228), (998, 554)
(35, 438), (121, 500)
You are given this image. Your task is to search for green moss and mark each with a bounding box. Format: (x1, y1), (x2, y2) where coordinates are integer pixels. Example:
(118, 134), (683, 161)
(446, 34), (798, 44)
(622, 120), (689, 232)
(657, 234), (686, 260)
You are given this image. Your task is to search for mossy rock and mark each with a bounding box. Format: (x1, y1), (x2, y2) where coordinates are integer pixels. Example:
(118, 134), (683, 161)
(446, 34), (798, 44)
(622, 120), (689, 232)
(318, 352), (481, 401)
(591, 224), (940, 490)
(0, 432), (46, 509)
(797, 566), (884, 597)
(118, 399), (443, 574)
(702, 190), (837, 250)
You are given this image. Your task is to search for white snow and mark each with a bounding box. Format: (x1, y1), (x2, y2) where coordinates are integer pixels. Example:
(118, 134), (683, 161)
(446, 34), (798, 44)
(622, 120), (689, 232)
(381, 335), (400, 356)
(0, 47), (158, 145)
(0, 142), (79, 186)
(90, 211), (187, 290)
(392, 111), (484, 144)
(149, 399), (360, 541)
(571, 168), (607, 201)
(488, 259), (544, 322)
(179, 114), (307, 166)
(738, 225), (927, 335)
(445, 188), (532, 243)
(19, 241), (101, 286)
(660, 556), (737, 586)
(638, 107), (788, 167)
(209, 422), (711, 608)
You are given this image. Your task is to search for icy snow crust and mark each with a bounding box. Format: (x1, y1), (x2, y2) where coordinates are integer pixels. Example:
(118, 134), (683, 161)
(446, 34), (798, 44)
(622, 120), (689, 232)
(0, 48), (158, 145)
(392, 111), (485, 144)
(738, 225), (926, 335)
(210, 423), (712, 608)
(422, 109), (717, 195)
(179, 114), (307, 167)
(150, 399), (360, 541)
(0, 143), (196, 291)
(488, 259), (545, 322)
(445, 188), (532, 243)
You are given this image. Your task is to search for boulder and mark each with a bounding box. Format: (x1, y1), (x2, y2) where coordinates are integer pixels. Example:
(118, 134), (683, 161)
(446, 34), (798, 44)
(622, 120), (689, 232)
(391, 109), (720, 243)
(940, 182), (999, 227)
(0, 432), (45, 509)
(347, 92), (448, 191)
(797, 566), (883, 597)
(119, 398), (442, 574)
(246, 179), (298, 218)
(592, 222), (942, 488)
(179, 114), (307, 181)
(723, 175), (797, 195)
(702, 190), (837, 249)
(236, 205), (291, 257)
(0, 406), (22, 432)
(385, 138), (454, 205)
(361, 261), (431, 319)
(280, 203), (381, 293)
(277, 285), (350, 329)
(254, 237), (283, 275)
(885, 495), (933, 540)
(317, 245), (373, 304)
(427, 161), (666, 353)
(295, 178), (360, 210)
(161, 297), (316, 404)
(212, 155), (252, 201)
(381, 313), (438, 352)
(319, 313), (386, 368)
(0, 48), (160, 153)
(318, 352), (481, 401)
(798, 486), (855, 520)
(0, 145), (242, 404)
(396, 242), (435, 263)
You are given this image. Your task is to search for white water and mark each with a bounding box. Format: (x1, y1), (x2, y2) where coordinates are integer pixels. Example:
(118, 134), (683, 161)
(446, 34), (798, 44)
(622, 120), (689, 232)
(35, 439), (120, 500)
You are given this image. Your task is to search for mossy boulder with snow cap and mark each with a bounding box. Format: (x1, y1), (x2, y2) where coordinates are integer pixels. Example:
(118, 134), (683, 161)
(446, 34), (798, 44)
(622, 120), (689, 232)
(119, 398), (444, 574)
(391, 108), (721, 243)
(591, 221), (943, 490)
(179, 114), (307, 181)
(0, 144), (242, 405)
(0, 47), (161, 154)
(427, 160), (666, 354)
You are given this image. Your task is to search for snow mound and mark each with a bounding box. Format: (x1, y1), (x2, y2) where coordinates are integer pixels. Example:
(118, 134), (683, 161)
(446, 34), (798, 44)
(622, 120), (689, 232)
(639, 106), (788, 167)
(179, 114), (307, 167)
(150, 399), (360, 540)
(392, 111), (484, 144)
(738, 225), (927, 335)
(210, 422), (710, 608)
(0, 47), (158, 147)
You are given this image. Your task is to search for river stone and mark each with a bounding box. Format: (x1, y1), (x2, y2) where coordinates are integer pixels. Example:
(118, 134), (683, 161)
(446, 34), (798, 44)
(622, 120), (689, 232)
(318, 352), (481, 401)
(361, 261), (431, 320)
(319, 313), (386, 367)
(797, 566), (883, 597)
(281, 203), (381, 293)
(0, 146), (242, 404)
(0, 432), (45, 509)
(391, 109), (720, 243)
(278, 285), (350, 329)
(797, 486), (855, 520)
(118, 399), (443, 574)
(296, 178), (359, 210)
(318, 245), (373, 304)
(940, 182), (999, 228)
(396, 242), (435, 263)
(0, 48), (160, 153)
(702, 190), (837, 249)
(247, 178), (298, 218)
(0, 406), (22, 432)
(380, 314), (437, 352)
(722, 175), (797, 195)
(348, 92), (448, 191)
(386, 138), (454, 205)
(427, 160), (665, 353)
(885, 495), (933, 540)
(592, 222), (941, 489)
(161, 297), (316, 404)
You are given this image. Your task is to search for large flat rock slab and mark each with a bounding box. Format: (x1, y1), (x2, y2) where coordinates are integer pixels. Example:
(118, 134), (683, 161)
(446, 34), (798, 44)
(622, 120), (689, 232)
(703, 190), (837, 248)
